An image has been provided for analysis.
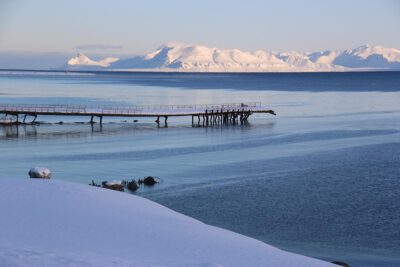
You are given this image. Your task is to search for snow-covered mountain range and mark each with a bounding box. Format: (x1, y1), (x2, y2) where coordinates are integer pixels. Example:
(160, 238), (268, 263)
(65, 43), (400, 72)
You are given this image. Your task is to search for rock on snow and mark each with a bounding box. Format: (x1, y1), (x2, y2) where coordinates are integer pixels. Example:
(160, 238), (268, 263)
(0, 178), (335, 267)
(28, 167), (52, 179)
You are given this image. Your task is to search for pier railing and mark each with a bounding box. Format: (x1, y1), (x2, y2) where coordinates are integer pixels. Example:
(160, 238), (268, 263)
(0, 102), (262, 115)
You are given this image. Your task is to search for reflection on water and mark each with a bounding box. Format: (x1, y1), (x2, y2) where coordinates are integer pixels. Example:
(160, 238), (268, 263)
(0, 119), (273, 140)
(0, 124), (104, 139)
(1, 125), (21, 137)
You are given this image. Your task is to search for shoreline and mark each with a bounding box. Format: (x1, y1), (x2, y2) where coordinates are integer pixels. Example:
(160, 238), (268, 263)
(0, 178), (335, 267)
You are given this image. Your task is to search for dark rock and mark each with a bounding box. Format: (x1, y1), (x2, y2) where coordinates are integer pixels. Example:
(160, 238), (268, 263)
(89, 180), (101, 187)
(139, 176), (158, 186)
(127, 180), (139, 191)
(102, 181), (124, 192)
(331, 261), (350, 267)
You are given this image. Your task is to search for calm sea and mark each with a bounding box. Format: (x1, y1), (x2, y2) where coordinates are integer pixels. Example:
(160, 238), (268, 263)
(1, 71), (400, 266)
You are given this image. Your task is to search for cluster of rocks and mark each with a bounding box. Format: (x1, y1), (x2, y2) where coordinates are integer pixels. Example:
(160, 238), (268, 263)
(90, 176), (160, 192)
(28, 167), (161, 193)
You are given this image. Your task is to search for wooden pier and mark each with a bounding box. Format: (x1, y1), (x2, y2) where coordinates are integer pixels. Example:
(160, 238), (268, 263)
(0, 102), (276, 127)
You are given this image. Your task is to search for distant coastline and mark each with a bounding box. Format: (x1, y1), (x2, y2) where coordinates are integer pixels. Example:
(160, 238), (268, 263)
(1, 68), (400, 75)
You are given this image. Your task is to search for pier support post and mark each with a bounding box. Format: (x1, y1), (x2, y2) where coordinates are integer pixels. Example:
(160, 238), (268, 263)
(99, 116), (103, 125)
(90, 116), (94, 124)
(243, 111), (251, 122)
(155, 116), (160, 124)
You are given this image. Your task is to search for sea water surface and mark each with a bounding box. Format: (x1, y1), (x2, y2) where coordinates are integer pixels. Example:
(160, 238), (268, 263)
(0, 71), (399, 267)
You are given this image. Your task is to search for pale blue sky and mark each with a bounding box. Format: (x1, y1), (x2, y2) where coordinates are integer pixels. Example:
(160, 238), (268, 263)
(0, 0), (399, 55)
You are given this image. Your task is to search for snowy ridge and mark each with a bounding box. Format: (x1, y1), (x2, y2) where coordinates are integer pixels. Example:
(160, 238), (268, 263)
(67, 53), (119, 68)
(0, 178), (334, 267)
(65, 43), (400, 72)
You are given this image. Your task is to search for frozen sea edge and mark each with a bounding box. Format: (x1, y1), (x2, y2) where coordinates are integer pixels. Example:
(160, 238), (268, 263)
(0, 178), (334, 267)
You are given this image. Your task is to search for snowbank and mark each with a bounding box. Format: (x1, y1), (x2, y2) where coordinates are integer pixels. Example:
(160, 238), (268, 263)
(0, 179), (334, 267)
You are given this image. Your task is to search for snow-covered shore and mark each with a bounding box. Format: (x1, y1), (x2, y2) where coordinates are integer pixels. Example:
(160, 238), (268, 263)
(0, 179), (334, 267)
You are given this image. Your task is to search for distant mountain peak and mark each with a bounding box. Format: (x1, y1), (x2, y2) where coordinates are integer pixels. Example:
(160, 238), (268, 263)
(67, 53), (96, 66)
(66, 53), (119, 68)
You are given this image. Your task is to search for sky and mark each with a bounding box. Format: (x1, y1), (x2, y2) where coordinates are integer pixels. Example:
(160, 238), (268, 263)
(0, 0), (399, 57)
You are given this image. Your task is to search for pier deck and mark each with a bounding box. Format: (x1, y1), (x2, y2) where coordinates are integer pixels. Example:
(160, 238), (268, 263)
(0, 102), (275, 126)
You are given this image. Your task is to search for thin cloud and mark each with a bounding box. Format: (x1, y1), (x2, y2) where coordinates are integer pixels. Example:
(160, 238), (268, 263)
(73, 44), (123, 51)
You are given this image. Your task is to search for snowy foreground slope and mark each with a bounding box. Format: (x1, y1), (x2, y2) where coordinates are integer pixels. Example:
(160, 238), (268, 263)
(0, 179), (334, 267)
(66, 42), (400, 72)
